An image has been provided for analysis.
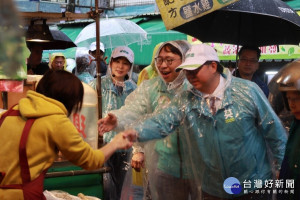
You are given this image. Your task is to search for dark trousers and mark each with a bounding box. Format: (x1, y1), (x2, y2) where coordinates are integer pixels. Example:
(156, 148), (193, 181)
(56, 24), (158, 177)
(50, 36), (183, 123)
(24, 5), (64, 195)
(152, 169), (201, 200)
(103, 152), (129, 200)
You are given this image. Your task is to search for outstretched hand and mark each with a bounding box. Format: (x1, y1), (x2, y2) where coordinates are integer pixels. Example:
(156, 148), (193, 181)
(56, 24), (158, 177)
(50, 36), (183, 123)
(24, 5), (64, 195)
(98, 113), (117, 136)
(111, 129), (138, 150)
(101, 129), (138, 162)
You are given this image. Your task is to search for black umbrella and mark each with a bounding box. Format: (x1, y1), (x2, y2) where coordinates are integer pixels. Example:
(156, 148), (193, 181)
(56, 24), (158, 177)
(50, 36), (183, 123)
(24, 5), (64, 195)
(174, 0), (300, 47)
(26, 28), (76, 50)
(46, 29), (77, 50)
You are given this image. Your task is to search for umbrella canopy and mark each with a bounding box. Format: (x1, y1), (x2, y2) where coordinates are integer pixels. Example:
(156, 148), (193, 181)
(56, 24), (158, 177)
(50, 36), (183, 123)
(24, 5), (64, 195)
(26, 28), (77, 50)
(173, 0), (300, 47)
(46, 29), (77, 50)
(74, 18), (148, 49)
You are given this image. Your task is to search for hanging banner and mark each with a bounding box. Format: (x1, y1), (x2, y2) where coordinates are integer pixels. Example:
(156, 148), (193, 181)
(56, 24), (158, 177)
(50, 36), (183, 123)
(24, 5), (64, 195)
(188, 36), (300, 61)
(156, 0), (240, 30)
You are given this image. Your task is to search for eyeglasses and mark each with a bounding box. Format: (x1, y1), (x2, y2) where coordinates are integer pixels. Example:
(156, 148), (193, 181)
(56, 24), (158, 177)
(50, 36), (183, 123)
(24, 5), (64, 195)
(239, 58), (258, 64)
(155, 57), (181, 66)
(54, 61), (65, 65)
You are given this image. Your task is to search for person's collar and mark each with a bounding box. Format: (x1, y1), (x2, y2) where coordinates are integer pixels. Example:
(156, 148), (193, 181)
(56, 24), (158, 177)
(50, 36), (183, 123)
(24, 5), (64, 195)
(235, 69), (253, 80)
(202, 75), (225, 100)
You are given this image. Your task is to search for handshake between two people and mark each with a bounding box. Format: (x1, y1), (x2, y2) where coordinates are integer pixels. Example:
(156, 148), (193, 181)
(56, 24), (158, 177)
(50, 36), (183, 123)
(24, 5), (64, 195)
(98, 113), (145, 171)
(98, 113), (138, 150)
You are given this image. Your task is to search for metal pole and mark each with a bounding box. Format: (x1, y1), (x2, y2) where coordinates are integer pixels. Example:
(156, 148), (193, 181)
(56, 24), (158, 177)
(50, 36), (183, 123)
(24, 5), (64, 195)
(94, 0), (102, 120)
(45, 167), (111, 178)
(90, 0), (104, 148)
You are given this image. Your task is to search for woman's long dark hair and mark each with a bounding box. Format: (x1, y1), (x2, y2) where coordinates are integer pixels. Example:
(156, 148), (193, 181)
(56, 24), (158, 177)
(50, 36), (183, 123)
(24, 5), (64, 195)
(36, 70), (84, 116)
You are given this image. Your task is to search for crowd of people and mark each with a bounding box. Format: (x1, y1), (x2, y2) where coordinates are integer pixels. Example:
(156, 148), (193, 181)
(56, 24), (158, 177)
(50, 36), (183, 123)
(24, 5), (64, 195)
(1, 39), (300, 200)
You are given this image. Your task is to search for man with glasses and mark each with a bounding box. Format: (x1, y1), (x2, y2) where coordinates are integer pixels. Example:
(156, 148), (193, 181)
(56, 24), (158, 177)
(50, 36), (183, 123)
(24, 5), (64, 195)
(123, 44), (287, 200)
(235, 46), (269, 97)
(98, 41), (201, 200)
(49, 52), (66, 71)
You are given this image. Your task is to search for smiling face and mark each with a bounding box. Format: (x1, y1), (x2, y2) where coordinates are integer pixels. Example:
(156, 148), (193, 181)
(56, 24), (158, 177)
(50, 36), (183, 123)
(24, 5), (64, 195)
(110, 57), (131, 82)
(156, 45), (182, 83)
(286, 91), (300, 120)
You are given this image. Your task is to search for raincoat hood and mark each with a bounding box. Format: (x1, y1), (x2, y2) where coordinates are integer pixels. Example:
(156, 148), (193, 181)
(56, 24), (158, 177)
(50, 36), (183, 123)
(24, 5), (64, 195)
(18, 90), (67, 118)
(154, 40), (191, 91)
(49, 52), (67, 70)
(149, 43), (162, 74)
(136, 42), (162, 86)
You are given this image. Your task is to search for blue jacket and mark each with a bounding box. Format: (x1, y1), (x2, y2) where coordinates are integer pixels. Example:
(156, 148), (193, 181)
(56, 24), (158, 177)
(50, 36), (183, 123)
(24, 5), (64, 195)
(234, 69), (269, 97)
(135, 70), (287, 198)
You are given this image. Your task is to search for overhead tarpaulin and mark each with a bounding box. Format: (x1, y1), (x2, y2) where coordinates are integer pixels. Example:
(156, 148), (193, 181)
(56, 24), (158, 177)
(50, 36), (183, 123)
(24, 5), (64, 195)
(104, 4), (158, 18)
(156, 0), (240, 30)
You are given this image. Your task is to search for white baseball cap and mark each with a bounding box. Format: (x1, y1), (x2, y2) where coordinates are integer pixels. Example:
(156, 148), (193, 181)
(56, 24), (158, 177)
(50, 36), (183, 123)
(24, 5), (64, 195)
(176, 44), (219, 71)
(89, 42), (105, 53)
(111, 46), (134, 63)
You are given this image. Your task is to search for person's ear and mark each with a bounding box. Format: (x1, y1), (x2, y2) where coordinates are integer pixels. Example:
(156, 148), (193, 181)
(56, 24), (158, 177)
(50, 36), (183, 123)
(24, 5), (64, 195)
(211, 62), (218, 73)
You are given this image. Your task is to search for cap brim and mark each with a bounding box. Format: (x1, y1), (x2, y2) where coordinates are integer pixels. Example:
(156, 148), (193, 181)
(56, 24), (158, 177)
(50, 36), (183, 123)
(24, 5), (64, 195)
(111, 55), (133, 64)
(175, 64), (201, 72)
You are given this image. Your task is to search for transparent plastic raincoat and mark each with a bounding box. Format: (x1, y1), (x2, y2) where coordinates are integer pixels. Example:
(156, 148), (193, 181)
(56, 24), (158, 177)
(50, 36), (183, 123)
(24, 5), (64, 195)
(90, 52), (136, 145)
(90, 47), (137, 200)
(75, 54), (95, 84)
(110, 41), (201, 199)
(134, 68), (287, 198)
(101, 75), (136, 144)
